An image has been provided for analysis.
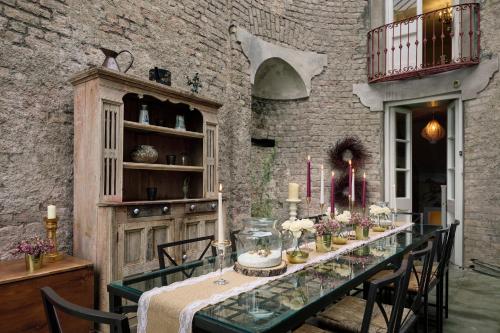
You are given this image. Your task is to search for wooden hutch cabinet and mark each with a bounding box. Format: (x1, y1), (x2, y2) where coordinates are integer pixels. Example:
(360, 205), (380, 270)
(70, 67), (222, 310)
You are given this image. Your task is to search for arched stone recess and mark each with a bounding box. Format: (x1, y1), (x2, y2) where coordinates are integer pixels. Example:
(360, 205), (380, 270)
(234, 27), (327, 100)
(353, 55), (499, 111)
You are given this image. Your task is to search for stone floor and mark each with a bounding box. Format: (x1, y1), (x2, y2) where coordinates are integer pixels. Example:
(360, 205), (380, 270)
(439, 265), (500, 333)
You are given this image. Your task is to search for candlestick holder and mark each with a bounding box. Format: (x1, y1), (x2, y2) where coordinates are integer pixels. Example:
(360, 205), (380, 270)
(306, 197), (311, 217)
(286, 199), (301, 221)
(44, 217), (63, 262)
(319, 203), (325, 216)
(211, 240), (231, 285)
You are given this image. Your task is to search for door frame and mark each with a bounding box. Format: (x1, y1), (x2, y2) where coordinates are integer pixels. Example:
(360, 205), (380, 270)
(383, 93), (464, 266)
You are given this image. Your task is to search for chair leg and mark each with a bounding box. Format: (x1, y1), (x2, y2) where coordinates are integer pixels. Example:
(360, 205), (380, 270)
(437, 281), (443, 333)
(445, 269), (449, 319)
(424, 293), (429, 333)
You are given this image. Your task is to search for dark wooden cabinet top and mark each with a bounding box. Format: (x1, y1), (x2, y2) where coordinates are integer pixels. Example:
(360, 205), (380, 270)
(0, 255), (93, 285)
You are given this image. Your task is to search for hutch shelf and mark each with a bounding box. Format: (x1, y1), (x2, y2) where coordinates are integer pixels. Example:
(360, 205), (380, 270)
(70, 67), (222, 311)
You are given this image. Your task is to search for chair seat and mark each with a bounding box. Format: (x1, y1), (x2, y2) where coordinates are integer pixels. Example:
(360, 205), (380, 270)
(294, 323), (331, 333)
(317, 296), (411, 333)
(368, 262), (439, 294)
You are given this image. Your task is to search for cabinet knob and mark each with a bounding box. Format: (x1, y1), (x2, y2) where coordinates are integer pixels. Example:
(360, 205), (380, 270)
(210, 203), (217, 210)
(132, 208), (140, 216)
(189, 204), (196, 211)
(162, 206), (169, 213)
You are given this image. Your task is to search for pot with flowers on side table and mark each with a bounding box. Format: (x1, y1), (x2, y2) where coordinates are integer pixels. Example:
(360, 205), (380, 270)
(281, 218), (315, 264)
(13, 236), (53, 273)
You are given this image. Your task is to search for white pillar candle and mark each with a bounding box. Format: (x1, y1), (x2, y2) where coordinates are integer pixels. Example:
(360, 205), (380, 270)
(288, 183), (299, 200)
(320, 164), (324, 204)
(218, 184), (224, 242)
(47, 205), (56, 219)
(351, 169), (355, 203)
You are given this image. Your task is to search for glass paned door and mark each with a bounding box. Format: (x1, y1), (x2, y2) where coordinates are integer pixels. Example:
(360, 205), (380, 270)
(388, 108), (412, 213)
(447, 99), (463, 266)
(385, 0), (423, 74)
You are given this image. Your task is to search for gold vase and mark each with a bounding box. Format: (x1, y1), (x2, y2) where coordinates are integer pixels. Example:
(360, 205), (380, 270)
(25, 254), (44, 273)
(333, 236), (348, 245)
(286, 249), (309, 264)
(315, 234), (332, 252)
(355, 226), (370, 240)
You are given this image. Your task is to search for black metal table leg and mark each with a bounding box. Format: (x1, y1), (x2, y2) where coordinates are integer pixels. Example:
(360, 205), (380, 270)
(109, 291), (123, 314)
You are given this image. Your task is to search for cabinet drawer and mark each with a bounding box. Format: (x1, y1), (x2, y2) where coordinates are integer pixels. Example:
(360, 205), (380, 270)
(127, 204), (171, 218)
(185, 201), (218, 214)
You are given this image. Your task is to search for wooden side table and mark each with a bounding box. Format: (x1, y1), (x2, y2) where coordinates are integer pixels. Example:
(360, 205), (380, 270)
(0, 255), (93, 333)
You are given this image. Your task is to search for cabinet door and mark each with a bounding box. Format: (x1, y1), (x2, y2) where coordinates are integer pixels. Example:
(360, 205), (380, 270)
(180, 213), (217, 263)
(117, 217), (175, 278)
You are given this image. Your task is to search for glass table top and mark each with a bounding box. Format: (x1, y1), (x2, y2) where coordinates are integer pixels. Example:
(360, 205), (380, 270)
(109, 224), (439, 332)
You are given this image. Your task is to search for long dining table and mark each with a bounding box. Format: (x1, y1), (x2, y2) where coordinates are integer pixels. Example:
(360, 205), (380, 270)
(107, 224), (439, 333)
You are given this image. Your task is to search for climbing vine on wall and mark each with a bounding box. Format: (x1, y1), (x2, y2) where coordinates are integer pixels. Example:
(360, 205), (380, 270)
(251, 147), (277, 217)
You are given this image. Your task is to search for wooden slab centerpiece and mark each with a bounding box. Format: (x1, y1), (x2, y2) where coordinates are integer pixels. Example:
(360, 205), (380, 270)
(234, 260), (287, 277)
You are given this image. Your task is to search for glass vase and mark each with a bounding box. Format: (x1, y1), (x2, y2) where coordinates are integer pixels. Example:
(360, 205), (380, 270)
(315, 234), (332, 252)
(286, 234), (310, 264)
(355, 226), (369, 240)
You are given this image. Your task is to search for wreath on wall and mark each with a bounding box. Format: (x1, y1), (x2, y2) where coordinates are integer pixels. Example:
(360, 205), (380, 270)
(328, 136), (370, 207)
(328, 136), (370, 171)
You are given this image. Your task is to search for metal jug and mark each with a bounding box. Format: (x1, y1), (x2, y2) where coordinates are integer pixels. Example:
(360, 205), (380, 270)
(100, 47), (134, 73)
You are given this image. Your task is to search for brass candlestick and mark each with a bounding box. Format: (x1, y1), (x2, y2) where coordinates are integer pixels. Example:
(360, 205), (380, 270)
(306, 197), (311, 217)
(44, 217), (63, 262)
(320, 203), (325, 215)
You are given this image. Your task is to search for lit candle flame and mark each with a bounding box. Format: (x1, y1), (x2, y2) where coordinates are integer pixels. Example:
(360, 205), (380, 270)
(307, 155), (311, 161)
(332, 171), (334, 177)
(219, 183), (222, 192)
(363, 172), (366, 178)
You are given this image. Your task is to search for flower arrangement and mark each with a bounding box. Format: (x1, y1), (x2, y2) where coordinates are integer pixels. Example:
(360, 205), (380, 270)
(14, 236), (53, 257)
(358, 215), (374, 229)
(336, 210), (352, 224)
(369, 204), (392, 219)
(281, 218), (315, 239)
(315, 216), (341, 236)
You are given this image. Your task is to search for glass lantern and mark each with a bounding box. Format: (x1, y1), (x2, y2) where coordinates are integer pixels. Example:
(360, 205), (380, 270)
(235, 218), (282, 269)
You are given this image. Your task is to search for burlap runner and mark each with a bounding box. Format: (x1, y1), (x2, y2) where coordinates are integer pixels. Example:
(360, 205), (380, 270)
(141, 223), (410, 333)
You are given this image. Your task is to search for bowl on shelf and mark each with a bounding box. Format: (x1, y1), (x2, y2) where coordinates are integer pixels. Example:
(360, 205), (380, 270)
(131, 145), (158, 163)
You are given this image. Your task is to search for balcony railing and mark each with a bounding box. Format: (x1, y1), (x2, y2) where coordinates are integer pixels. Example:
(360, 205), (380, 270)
(367, 3), (480, 83)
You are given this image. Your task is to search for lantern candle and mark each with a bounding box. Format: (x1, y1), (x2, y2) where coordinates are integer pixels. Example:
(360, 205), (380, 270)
(288, 183), (299, 201)
(47, 205), (56, 219)
(218, 184), (224, 242)
(330, 171), (335, 216)
(362, 172), (366, 209)
(306, 156), (311, 198)
(320, 164), (324, 205)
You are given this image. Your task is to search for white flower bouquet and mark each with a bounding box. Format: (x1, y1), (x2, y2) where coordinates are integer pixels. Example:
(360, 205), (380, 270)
(281, 218), (316, 239)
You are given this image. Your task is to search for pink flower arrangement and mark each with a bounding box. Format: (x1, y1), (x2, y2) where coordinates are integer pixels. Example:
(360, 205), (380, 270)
(350, 212), (373, 229)
(14, 236), (53, 257)
(315, 217), (341, 236)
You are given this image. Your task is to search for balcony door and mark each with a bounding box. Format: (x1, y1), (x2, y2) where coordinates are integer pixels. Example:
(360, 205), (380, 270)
(385, 0), (423, 74)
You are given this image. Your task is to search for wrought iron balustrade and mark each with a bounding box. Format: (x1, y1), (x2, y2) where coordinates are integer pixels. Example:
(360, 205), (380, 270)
(367, 3), (480, 83)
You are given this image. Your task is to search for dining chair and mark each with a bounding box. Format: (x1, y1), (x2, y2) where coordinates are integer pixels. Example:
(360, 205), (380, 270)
(41, 287), (130, 333)
(157, 235), (216, 284)
(295, 255), (415, 333)
(365, 237), (438, 333)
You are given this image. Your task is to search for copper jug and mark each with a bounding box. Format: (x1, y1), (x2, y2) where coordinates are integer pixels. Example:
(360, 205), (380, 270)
(100, 47), (134, 73)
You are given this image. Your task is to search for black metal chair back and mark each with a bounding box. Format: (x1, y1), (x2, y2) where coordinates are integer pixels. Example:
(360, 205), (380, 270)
(413, 238), (438, 300)
(361, 254), (415, 333)
(40, 287), (130, 333)
(157, 235), (216, 282)
(435, 221), (459, 278)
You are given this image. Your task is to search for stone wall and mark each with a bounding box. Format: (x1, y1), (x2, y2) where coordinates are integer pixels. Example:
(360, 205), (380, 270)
(0, 0), (499, 265)
(462, 0), (500, 266)
(0, 0), (232, 259)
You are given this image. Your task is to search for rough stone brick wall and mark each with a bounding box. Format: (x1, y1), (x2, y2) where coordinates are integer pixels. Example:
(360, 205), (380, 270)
(0, 0), (499, 266)
(0, 0), (232, 259)
(462, 0), (500, 266)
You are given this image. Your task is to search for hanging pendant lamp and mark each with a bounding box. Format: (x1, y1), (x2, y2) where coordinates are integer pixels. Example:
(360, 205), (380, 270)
(421, 115), (445, 144)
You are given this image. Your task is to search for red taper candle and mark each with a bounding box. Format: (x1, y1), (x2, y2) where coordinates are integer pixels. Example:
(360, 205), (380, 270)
(330, 171), (335, 216)
(362, 172), (367, 208)
(306, 155), (311, 198)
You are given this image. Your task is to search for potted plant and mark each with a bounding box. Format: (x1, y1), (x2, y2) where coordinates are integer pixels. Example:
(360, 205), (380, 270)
(314, 216), (340, 252)
(352, 213), (373, 240)
(281, 218), (315, 264)
(14, 236), (53, 272)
